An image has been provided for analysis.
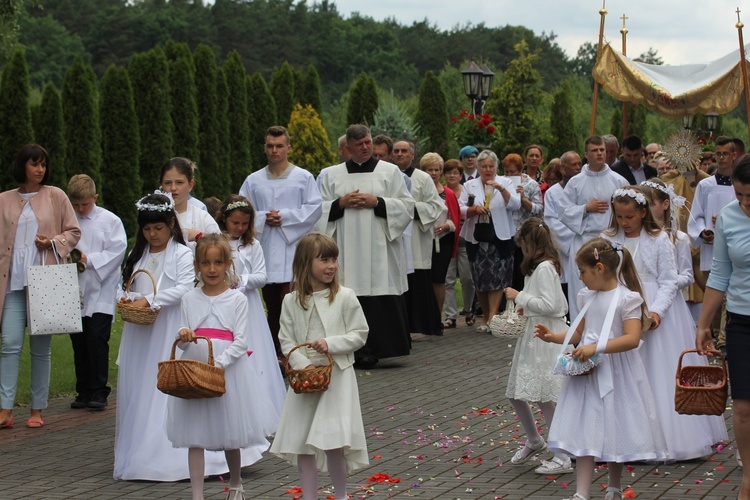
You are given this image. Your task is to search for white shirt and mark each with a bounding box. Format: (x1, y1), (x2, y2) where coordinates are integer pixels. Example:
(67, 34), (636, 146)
(544, 182), (575, 284)
(407, 168), (443, 270)
(458, 176), (521, 243)
(176, 204), (221, 254)
(688, 175), (735, 271)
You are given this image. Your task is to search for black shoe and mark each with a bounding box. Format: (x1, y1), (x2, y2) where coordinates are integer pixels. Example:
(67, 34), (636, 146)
(71, 394), (90, 409)
(354, 356), (378, 369)
(88, 394), (108, 411)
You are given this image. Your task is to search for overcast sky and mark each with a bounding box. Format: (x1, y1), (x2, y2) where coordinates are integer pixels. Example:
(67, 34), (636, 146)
(330, 0), (746, 66)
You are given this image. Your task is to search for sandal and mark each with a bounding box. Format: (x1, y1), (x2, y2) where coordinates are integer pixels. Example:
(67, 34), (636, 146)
(738, 448), (743, 468)
(476, 325), (490, 334)
(0, 415), (12, 429)
(603, 487), (622, 500)
(534, 456), (574, 474)
(26, 416), (44, 428)
(465, 313), (475, 326)
(510, 438), (546, 464)
(443, 318), (457, 329)
(564, 494), (588, 500)
(225, 486), (245, 500)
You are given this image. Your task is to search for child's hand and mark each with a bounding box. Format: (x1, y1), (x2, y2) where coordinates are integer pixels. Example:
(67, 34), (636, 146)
(309, 339), (328, 353)
(649, 312), (661, 330)
(534, 324), (553, 342)
(572, 344), (596, 362)
(504, 287), (519, 301)
(178, 328), (197, 343)
(130, 297), (149, 308)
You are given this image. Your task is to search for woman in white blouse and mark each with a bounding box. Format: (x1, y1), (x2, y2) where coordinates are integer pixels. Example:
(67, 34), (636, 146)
(458, 150), (521, 333)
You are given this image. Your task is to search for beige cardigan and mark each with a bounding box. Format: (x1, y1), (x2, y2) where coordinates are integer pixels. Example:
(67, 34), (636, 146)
(0, 185), (81, 316)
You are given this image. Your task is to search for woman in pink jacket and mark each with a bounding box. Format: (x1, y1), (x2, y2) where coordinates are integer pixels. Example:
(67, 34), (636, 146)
(0, 144), (80, 429)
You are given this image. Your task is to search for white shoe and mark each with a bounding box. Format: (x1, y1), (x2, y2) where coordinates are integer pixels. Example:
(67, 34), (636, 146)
(535, 456), (574, 474)
(510, 438), (547, 464)
(603, 487), (622, 500)
(225, 486), (245, 500)
(738, 448), (744, 468)
(563, 494), (588, 500)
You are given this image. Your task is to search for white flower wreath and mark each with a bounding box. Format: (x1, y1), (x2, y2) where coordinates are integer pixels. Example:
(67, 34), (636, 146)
(612, 188), (647, 206)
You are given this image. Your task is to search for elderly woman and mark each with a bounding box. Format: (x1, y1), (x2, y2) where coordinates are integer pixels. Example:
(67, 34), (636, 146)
(523, 144), (545, 183)
(420, 153), (461, 325)
(696, 155), (750, 495)
(458, 150), (521, 333)
(503, 153), (543, 292)
(443, 159), (477, 328)
(0, 144), (81, 429)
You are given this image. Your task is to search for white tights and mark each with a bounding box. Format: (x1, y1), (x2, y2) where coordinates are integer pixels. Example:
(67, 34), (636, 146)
(575, 456), (622, 498)
(297, 448), (348, 500)
(188, 448), (242, 500)
(508, 398), (568, 463)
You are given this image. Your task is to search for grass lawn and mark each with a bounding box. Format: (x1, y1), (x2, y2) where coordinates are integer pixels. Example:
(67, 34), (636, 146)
(14, 316), (124, 406)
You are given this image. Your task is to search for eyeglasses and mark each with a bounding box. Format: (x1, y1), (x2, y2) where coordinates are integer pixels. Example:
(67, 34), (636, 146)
(715, 151), (732, 158)
(645, 151), (658, 156)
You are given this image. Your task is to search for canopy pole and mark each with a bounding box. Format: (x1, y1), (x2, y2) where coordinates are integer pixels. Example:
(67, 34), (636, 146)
(589, 1), (608, 136)
(737, 8), (750, 140)
(620, 14), (629, 138)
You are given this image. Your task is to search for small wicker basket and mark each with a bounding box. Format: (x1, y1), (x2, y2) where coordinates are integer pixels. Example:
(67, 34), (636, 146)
(157, 336), (226, 399)
(675, 349), (728, 416)
(117, 269), (160, 325)
(285, 343), (333, 394)
(489, 300), (527, 338)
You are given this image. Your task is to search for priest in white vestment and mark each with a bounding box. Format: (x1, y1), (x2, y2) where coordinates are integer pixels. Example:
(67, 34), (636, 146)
(317, 125), (415, 368)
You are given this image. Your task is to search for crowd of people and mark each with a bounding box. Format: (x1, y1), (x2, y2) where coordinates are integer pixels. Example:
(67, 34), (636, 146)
(0, 124), (748, 500)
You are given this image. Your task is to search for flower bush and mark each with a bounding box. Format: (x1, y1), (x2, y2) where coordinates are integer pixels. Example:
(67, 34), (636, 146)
(451, 109), (501, 149)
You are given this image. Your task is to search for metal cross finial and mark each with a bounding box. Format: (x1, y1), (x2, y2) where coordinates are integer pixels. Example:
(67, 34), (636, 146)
(620, 13), (628, 28)
(738, 7), (744, 28)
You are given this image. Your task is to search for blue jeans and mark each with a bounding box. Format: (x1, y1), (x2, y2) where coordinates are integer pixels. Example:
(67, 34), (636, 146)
(0, 289), (51, 409)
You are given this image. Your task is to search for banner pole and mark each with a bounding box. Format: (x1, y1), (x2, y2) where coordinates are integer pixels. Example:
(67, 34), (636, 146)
(737, 8), (750, 139)
(621, 14), (629, 138)
(589, 1), (608, 137)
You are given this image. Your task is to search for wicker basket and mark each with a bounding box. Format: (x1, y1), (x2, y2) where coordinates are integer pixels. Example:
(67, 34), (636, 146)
(117, 269), (160, 325)
(489, 300), (527, 338)
(675, 349), (728, 416)
(285, 343), (333, 394)
(157, 336), (226, 399)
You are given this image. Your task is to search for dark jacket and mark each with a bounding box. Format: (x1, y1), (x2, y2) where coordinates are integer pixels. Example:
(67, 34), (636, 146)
(610, 160), (658, 185)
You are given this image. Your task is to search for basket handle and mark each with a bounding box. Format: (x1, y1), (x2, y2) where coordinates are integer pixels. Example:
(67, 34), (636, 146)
(676, 348), (727, 384)
(285, 342), (334, 371)
(169, 336), (216, 366)
(125, 269), (158, 296)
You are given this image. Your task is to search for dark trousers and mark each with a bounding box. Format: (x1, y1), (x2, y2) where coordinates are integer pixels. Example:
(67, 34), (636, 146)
(70, 313), (113, 398)
(262, 282), (290, 358)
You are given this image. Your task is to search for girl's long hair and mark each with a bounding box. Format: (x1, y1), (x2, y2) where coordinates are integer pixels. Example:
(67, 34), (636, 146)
(515, 217), (561, 276)
(194, 233), (234, 286)
(122, 193), (186, 288)
(291, 232), (340, 310)
(639, 178), (675, 242)
(216, 194), (256, 247)
(603, 185), (661, 237)
(575, 237), (647, 317)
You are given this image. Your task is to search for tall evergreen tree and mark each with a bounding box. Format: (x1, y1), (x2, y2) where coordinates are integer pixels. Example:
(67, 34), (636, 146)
(247, 72), (277, 171)
(269, 61), (295, 127)
(301, 64), (322, 114)
(193, 43), (226, 199)
(549, 79), (579, 158)
(215, 67), (231, 194)
(168, 54), (201, 195)
(33, 82), (66, 188)
(415, 70), (449, 155)
(0, 48), (33, 188)
(100, 64), (141, 235)
(62, 55), (102, 190)
(128, 47), (172, 189)
(222, 50), (251, 190)
(287, 104), (336, 177)
(346, 72), (378, 126)
(486, 41), (545, 158)
(292, 67), (304, 106)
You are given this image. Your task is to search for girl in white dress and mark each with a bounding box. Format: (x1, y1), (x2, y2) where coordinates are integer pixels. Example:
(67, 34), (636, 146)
(503, 218), (571, 474)
(270, 233), (369, 500)
(166, 234), (271, 500)
(161, 157), (220, 254)
(216, 194), (286, 432)
(536, 238), (667, 500)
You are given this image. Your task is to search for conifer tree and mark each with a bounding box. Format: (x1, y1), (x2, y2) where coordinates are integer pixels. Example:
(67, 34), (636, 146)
(33, 82), (65, 188)
(222, 51), (251, 190)
(128, 47), (172, 189)
(293, 67), (304, 106)
(168, 54), (201, 196)
(270, 61), (295, 127)
(346, 72), (378, 126)
(215, 68), (231, 194)
(549, 80), (579, 158)
(193, 44), (227, 200)
(100, 64), (141, 235)
(415, 70), (449, 155)
(302, 64), (322, 114)
(288, 103), (336, 177)
(62, 55), (102, 190)
(247, 72), (277, 171)
(0, 48), (33, 188)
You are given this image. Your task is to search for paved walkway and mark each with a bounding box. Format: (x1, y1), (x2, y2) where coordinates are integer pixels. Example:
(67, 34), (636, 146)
(0, 318), (740, 499)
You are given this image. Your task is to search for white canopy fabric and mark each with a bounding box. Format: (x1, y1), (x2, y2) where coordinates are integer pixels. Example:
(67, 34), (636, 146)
(592, 43), (749, 118)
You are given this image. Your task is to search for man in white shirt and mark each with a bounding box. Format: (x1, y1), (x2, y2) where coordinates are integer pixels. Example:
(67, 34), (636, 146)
(239, 125), (322, 360)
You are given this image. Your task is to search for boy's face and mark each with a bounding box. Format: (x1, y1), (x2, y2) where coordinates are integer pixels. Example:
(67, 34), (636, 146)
(70, 195), (98, 217)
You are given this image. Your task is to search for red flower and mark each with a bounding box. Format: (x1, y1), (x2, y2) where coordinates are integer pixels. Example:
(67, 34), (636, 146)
(476, 121), (486, 129)
(460, 109), (469, 118)
(468, 114), (476, 122)
(487, 126), (496, 134)
(451, 116), (458, 122)
(367, 473), (401, 484)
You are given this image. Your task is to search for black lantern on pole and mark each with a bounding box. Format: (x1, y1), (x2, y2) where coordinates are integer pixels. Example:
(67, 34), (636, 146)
(462, 61), (491, 115)
(705, 112), (719, 133)
(479, 63), (494, 103)
(682, 114), (695, 130)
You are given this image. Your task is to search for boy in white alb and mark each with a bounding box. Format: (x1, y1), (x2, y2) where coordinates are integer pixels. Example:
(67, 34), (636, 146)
(67, 175), (127, 410)
(239, 125), (323, 359)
